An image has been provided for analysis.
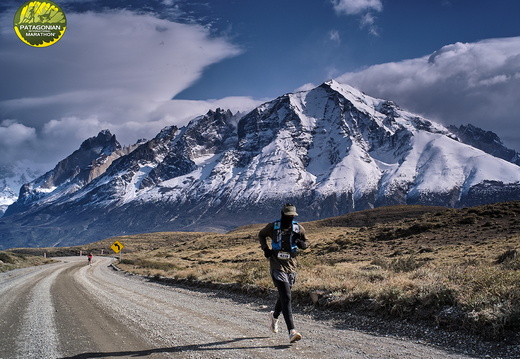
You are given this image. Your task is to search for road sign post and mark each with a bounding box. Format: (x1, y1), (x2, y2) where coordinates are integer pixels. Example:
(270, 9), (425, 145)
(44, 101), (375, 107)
(110, 240), (124, 262)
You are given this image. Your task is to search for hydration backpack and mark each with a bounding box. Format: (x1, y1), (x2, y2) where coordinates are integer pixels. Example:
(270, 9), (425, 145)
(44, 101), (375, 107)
(271, 219), (300, 253)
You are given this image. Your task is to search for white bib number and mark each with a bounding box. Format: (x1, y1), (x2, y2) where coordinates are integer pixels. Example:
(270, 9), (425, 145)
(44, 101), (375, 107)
(277, 251), (291, 260)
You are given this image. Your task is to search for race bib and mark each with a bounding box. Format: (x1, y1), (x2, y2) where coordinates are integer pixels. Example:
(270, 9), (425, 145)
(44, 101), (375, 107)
(277, 251), (291, 260)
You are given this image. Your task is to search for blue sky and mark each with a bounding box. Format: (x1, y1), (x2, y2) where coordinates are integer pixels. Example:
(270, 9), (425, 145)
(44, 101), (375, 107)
(1, 0), (519, 169)
(176, 0), (520, 100)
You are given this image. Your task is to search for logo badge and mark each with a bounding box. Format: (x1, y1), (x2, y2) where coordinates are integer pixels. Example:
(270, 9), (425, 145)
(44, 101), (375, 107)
(13, 1), (67, 47)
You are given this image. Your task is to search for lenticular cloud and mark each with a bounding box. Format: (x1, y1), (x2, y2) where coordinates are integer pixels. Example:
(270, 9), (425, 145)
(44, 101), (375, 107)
(336, 36), (520, 150)
(0, 10), (244, 166)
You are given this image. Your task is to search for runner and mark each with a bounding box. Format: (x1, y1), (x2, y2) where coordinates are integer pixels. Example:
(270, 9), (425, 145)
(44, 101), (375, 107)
(258, 203), (310, 343)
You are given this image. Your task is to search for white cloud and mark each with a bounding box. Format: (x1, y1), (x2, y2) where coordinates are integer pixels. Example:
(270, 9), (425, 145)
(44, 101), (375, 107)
(331, 0), (383, 15)
(360, 13), (379, 36)
(294, 83), (317, 92)
(42, 116), (106, 140)
(0, 121), (39, 167)
(336, 37), (520, 151)
(331, 0), (382, 36)
(0, 120), (36, 146)
(329, 30), (341, 44)
(0, 10), (256, 166)
(1, 10), (241, 102)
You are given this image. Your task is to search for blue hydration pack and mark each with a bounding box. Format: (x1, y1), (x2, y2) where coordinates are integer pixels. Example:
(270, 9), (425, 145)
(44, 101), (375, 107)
(271, 219), (300, 253)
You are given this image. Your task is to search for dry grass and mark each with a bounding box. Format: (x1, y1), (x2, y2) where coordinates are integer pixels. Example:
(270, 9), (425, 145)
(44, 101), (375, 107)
(0, 251), (56, 272)
(9, 201), (520, 339)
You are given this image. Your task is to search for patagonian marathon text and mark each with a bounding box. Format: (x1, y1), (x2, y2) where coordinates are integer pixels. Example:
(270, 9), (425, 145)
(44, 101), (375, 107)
(19, 25), (62, 31)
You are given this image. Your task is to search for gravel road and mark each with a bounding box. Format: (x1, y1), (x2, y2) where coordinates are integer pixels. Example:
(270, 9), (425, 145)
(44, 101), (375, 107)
(0, 256), (509, 359)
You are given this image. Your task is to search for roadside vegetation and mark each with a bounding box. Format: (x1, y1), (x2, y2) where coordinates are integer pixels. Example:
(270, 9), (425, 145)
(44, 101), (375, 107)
(6, 201), (519, 341)
(0, 251), (56, 272)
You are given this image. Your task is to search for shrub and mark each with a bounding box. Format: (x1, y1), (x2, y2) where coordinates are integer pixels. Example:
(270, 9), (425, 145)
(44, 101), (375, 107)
(372, 255), (423, 273)
(459, 216), (477, 225)
(120, 258), (136, 265)
(466, 301), (520, 338)
(417, 282), (456, 308)
(0, 252), (16, 264)
(237, 260), (268, 286)
(496, 249), (520, 270)
(448, 265), (520, 337)
(120, 258), (178, 271)
(375, 284), (417, 316)
(389, 255), (423, 273)
(374, 222), (440, 241)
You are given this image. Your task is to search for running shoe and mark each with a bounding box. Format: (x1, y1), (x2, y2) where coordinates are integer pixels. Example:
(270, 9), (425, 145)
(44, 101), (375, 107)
(289, 329), (302, 343)
(269, 311), (279, 333)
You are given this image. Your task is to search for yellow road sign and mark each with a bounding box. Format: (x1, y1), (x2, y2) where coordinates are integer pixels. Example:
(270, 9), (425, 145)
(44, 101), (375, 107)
(110, 240), (124, 254)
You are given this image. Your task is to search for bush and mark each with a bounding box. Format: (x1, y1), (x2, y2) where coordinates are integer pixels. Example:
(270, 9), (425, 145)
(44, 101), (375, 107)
(466, 301), (520, 338)
(372, 255), (423, 273)
(237, 260), (268, 286)
(375, 285), (417, 316)
(417, 283), (456, 308)
(374, 222), (440, 241)
(0, 252), (16, 264)
(496, 249), (520, 270)
(459, 216), (477, 225)
(389, 255), (423, 273)
(120, 258), (178, 271)
(449, 265), (520, 338)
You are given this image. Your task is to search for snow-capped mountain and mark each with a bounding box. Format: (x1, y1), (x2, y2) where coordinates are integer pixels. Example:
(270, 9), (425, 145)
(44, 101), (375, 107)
(5, 130), (141, 216)
(1, 80), (519, 249)
(0, 164), (43, 215)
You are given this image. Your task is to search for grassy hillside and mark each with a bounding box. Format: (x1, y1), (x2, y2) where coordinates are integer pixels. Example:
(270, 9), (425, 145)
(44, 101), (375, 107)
(6, 202), (520, 340)
(0, 251), (56, 272)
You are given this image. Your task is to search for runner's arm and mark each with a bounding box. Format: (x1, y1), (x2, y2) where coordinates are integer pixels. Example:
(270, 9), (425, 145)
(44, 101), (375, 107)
(296, 225), (309, 250)
(258, 223), (274, 257)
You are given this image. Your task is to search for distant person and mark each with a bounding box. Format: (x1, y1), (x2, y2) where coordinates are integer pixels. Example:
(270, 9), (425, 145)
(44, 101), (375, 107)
(87, 252), (93, 266)
(258, 203), (310, 343)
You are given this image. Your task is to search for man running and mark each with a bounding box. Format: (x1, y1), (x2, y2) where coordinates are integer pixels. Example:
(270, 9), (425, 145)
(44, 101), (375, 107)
(258, 203), (310, 343)
(87, 252), (93, 266)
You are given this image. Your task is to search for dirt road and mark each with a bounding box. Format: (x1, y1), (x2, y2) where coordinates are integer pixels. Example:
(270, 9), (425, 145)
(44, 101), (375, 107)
(0, 256), (479, 359)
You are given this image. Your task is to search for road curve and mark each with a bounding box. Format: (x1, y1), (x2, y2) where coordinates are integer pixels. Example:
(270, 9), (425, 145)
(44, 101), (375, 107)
(0, 256), (475, 359)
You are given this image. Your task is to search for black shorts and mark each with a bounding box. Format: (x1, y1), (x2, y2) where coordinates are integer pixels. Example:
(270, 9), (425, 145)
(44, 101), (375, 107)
(270, 269), (296, 287)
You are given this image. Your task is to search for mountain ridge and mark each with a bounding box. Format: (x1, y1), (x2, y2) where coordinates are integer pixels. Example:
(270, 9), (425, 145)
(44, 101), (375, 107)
(448, 124), (520, 166)
(1, 80), (519, 249)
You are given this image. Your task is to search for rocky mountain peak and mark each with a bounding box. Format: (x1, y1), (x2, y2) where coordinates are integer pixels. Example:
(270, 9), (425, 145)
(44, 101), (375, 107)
(5, 130), (125, 215)
(79, 129), (120, 154)
(448, 124), (520, 165)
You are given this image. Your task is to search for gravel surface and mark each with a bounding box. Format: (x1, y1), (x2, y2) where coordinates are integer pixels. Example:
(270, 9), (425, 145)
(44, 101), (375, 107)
(0, 256), (518, 359)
